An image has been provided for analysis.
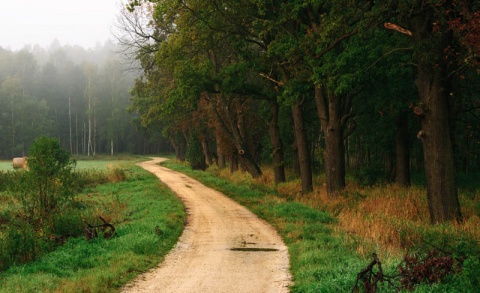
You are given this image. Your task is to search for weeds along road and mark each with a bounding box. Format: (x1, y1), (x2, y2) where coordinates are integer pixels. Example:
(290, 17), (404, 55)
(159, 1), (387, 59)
(121, 158), (292, 293)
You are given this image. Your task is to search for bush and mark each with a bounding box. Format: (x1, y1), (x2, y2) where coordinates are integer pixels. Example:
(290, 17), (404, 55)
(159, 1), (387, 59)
(353, 164), (387, 186)
(0, 171), (23, 192)
(51, 206), (85, 238)
(0, 220), (40, 271)
(16, 136), (76, 223)
(186, 132), (206, 171)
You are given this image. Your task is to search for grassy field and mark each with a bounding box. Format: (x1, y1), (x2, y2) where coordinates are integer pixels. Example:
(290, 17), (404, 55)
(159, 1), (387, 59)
(162, 160), (480, 293)
(0, 161), (13, 171)
(0, 158), (186, 292)
(0, 156), (144, 171)
(1, 156), (478, 292)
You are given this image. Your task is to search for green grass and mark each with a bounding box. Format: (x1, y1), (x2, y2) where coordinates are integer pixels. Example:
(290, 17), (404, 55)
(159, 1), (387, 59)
(2, 157), (477, 292)
(0, 162), (186, 292)
(0, 161), (14, 171)
(0, 156), (146, 171)
(161, 160), (479, 293)
(161, 160), (373, 292)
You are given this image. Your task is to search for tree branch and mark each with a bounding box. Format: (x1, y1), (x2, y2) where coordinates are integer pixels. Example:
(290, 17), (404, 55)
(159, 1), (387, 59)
(384, 22), (413, 36)
(313, 30), (358, 59)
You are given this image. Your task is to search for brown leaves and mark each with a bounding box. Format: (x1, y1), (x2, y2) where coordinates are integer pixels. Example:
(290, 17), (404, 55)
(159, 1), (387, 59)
(398, 249), (464, 291)
(352, 249), (464, 292)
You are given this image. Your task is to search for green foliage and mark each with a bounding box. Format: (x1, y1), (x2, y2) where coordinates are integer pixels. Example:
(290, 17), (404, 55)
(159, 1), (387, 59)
(16, 136), (76, 222)
(0, 162), (186, 292)
(0, 152), (132, 273)
(353, 164), (387, 187)
(0, 170), (22, 192)
(185, 132), (206, 171)
(0, 220), (42, 271)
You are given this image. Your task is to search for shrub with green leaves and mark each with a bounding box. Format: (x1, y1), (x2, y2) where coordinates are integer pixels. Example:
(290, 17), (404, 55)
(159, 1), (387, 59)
(186, 132), (206, 170)
(16, 136), (77, 223)
(0, 220), (41, 271)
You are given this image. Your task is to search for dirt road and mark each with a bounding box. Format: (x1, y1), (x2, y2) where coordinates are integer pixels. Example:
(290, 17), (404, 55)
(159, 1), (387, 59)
(121, 158), (292, 293)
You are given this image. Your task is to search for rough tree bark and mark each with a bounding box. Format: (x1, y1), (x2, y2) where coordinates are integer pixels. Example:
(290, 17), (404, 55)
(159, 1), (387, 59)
(268, 100), (286, 184)
(315, 85), (346, 196)
(215, 133), (226, 168)
(292, 100), (313, 194)
(201, 139), (213, 166)
(209, 93), (263, 178)
(411, 13), (462, 223)
(172, 132), (186, 161)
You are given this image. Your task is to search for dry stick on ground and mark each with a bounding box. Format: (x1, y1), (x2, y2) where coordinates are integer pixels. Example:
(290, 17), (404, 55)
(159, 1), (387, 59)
(352, 253), (399, 293)
(83, 216), (116, 240)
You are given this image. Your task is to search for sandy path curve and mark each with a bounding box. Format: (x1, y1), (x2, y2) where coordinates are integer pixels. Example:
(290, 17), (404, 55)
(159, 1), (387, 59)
(122, 158), (292, 293)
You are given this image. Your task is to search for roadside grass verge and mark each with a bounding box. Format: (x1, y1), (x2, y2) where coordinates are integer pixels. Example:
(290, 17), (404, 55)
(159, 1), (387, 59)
(0, 164), (186, 293)
(162, 160), (480, 293)
(161, 160), (376, 292)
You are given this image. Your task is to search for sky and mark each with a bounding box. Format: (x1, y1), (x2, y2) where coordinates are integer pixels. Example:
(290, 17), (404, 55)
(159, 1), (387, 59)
(0, 0), (123, 50)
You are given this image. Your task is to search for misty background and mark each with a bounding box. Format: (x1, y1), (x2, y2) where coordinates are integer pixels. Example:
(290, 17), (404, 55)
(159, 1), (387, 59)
(0, 1), (169, 159)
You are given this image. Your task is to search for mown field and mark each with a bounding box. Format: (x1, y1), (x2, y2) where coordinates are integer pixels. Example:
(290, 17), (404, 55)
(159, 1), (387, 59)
(0, 156), (137, 171)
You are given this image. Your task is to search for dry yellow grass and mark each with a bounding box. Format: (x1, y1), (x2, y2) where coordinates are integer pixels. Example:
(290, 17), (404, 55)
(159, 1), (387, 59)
(212, 164), (480, 257)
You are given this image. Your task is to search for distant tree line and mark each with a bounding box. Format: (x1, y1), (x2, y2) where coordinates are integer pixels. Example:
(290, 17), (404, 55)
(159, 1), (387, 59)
(0, 41), (170, 158)
(123, 0), (480, 224)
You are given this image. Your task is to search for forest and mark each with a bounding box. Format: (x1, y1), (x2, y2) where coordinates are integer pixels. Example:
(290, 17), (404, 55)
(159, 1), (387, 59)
(0, 41), (170, 159)
(0, 1), (478, 224)
(123, 0), (480, 224)
(0, 1), (479, 291)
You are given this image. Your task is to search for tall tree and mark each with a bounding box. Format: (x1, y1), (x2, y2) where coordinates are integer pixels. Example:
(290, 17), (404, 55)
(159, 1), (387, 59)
(382, 1), (479, 223)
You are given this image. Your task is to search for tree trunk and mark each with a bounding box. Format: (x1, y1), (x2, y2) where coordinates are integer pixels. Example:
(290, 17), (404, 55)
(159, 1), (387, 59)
(201, 139), (213, 166)
(93, 98), (96, 156)
(215, 134), (226, 168)
(209, 93), (263, 178)
(292, 100), (313, 194)
(323, 126), (346, 194)
(69, 96), (72, 153)
(172, 132), (186, 161)
(385, 151), (395, 182)
(268, 100), (286, 184)
(412, 14), (462, 223)
(395, 110), (411, 187)
(315, 85), (346, 195)
(75, 110), (78, 155)
(230, 153), (238, 173)
(292, 140), (300, 176)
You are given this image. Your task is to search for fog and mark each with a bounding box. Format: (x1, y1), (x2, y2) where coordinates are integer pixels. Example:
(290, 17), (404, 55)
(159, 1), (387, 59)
(0, 1), (170, 159)
(0, 0), (122, 50)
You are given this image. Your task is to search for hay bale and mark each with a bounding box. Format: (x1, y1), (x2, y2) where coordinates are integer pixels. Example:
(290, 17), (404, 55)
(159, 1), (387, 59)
(12, 157), (28, 170)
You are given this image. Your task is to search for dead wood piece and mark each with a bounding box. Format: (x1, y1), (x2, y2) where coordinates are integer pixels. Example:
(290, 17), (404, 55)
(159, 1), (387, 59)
(384, 22), (412, 36)
(83, 216), (116, 240)
(352, 253), (398, 293)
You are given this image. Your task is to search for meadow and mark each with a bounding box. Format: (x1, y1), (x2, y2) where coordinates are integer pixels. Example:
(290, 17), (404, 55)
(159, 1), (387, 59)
(0, 161), (14, 171)
(0, 157), (186, 292)
(0, 156), (139, 172)
(1, 156), (479, 292)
